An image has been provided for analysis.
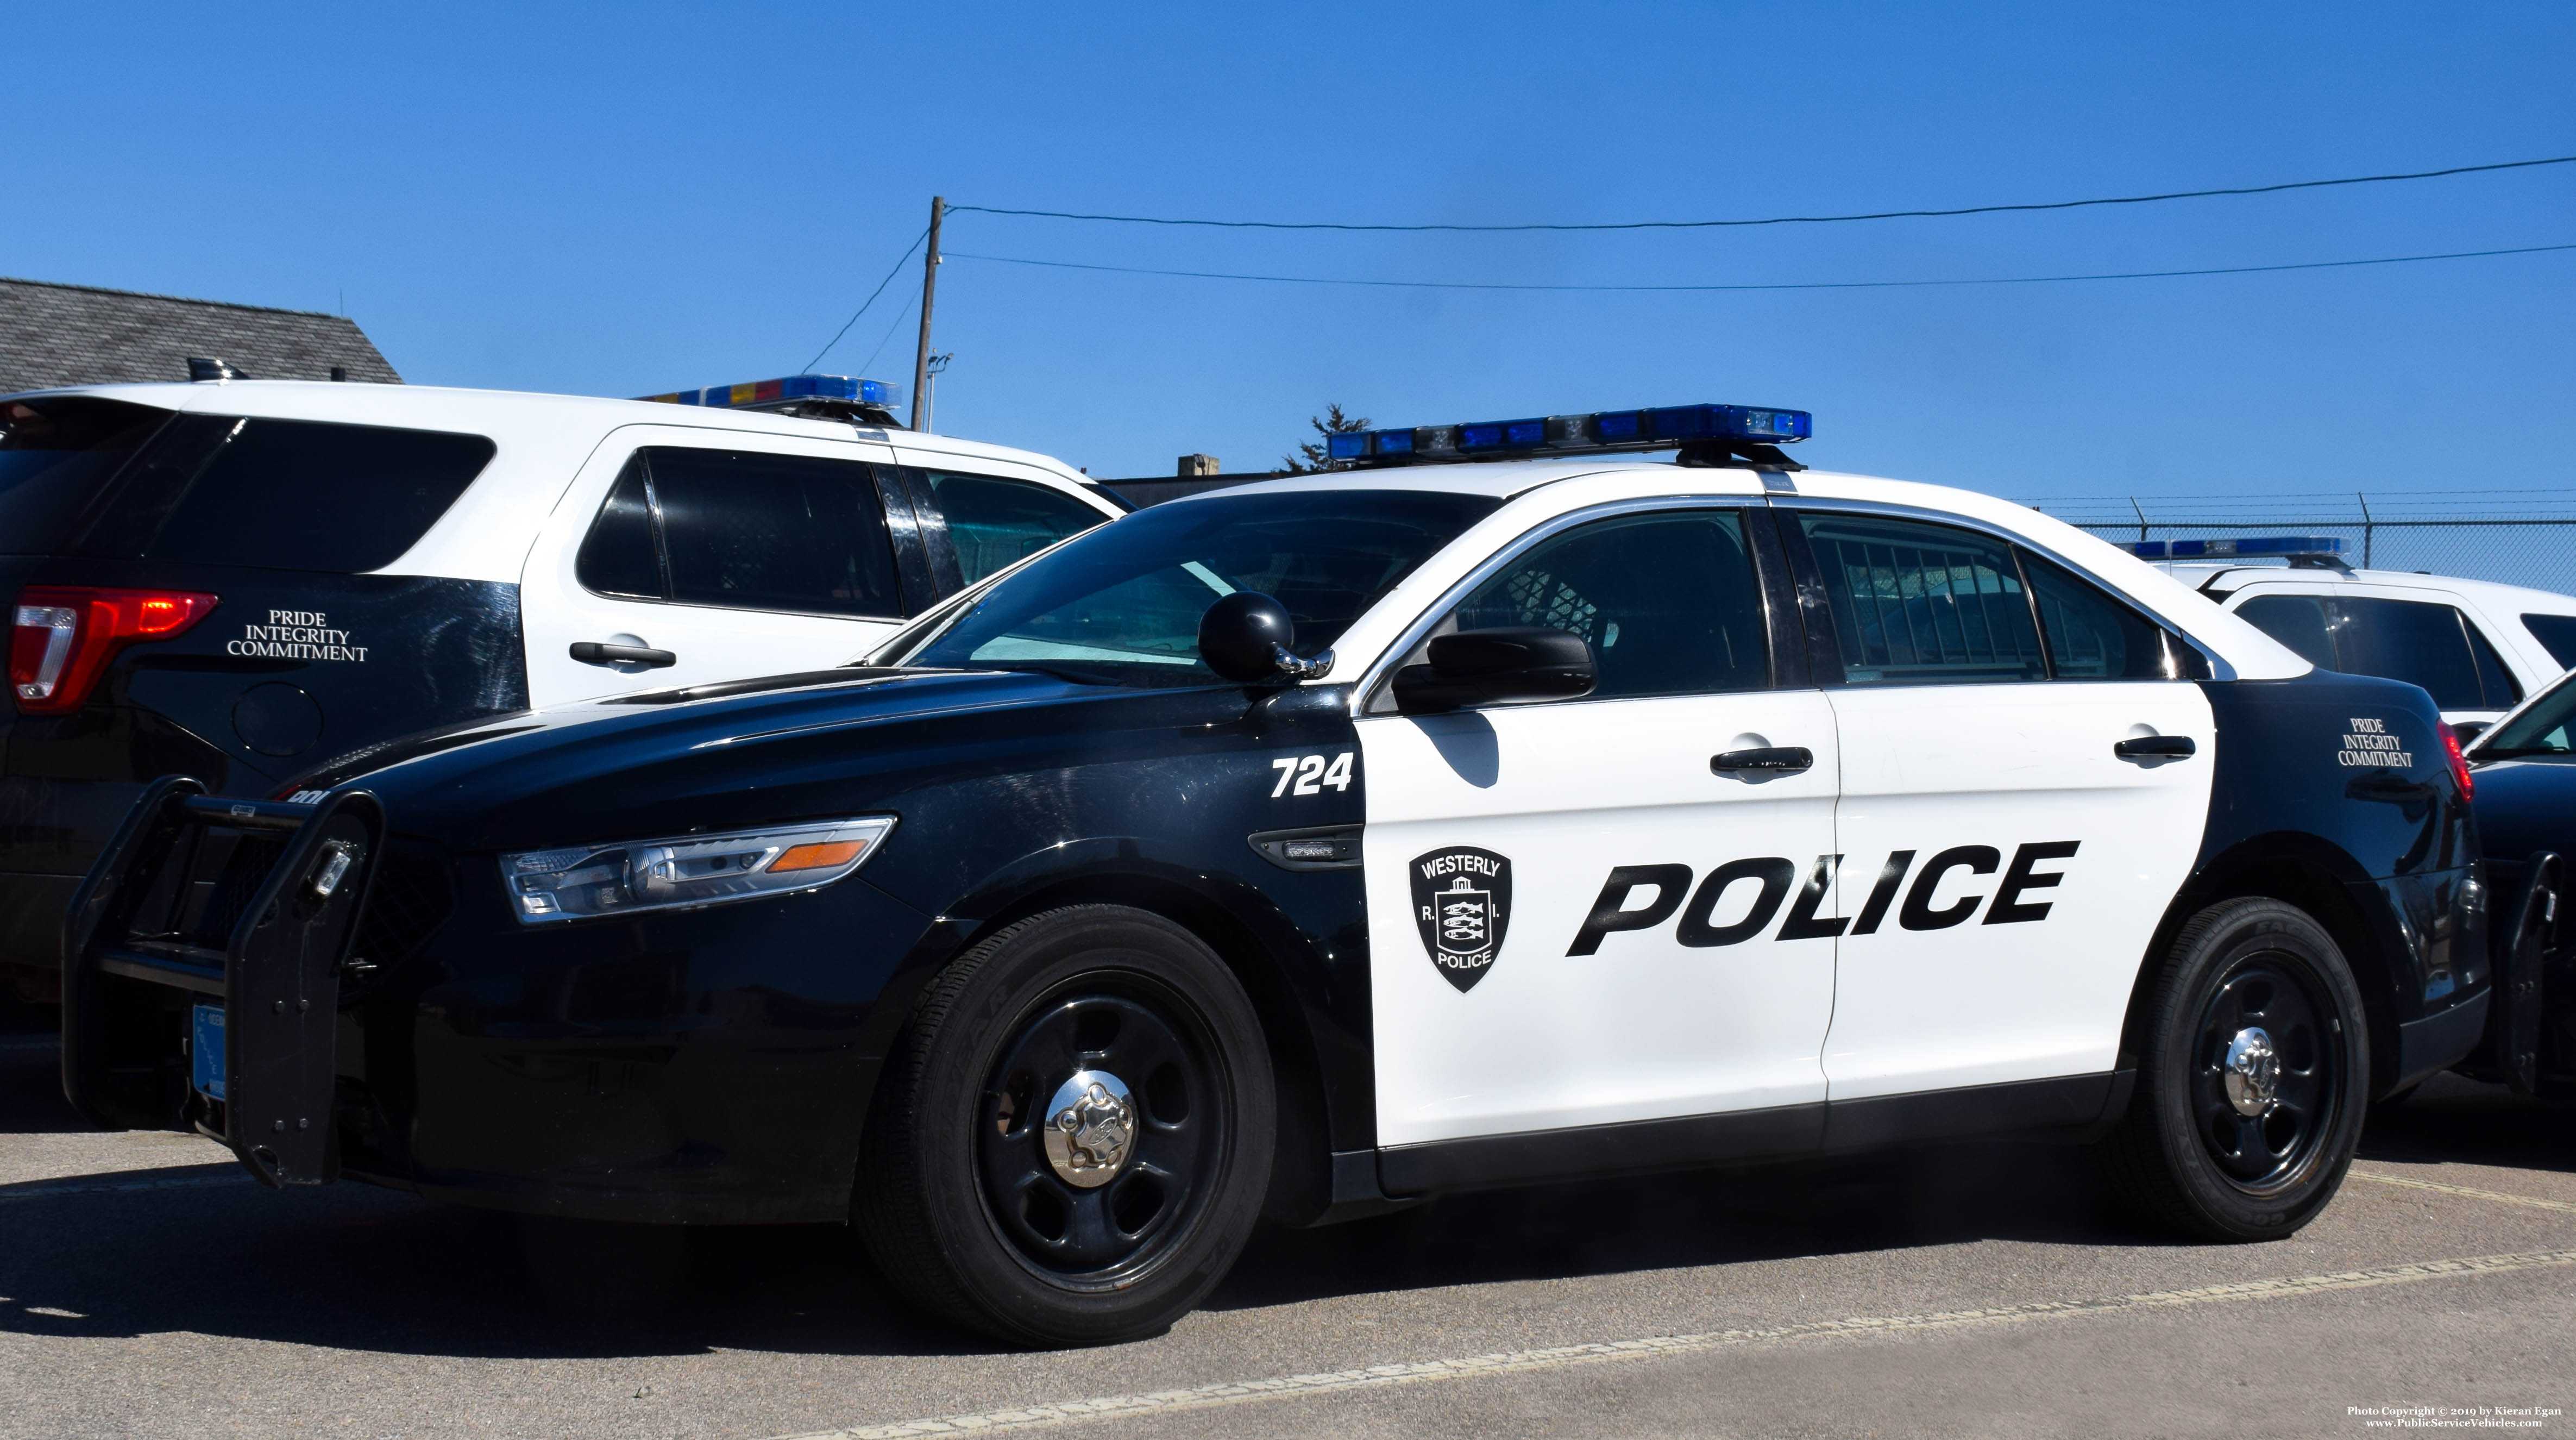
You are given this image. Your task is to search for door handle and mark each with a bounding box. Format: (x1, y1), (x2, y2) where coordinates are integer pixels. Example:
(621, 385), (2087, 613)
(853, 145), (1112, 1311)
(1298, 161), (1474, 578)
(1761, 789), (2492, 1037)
(570, 641), (677, 668)
(2113, 735), (2196, 761)
(1711, 746), (1814, 775)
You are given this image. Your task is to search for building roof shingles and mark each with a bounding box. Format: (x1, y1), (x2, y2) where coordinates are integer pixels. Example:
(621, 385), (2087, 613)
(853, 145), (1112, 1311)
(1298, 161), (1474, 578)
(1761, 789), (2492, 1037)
(0, 277), (401, 393)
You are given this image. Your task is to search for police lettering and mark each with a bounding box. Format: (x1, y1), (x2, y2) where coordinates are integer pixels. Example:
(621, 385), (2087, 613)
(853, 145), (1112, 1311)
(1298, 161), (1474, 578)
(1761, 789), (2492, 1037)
(1566, 842), (2080, 955)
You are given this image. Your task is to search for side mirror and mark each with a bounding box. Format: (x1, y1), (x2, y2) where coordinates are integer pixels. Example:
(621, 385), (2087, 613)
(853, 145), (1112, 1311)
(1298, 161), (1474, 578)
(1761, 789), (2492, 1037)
(1392, 627), (1597, 713)
(2453, 719), (2492, 745)
(1199, 592), (1334, 683)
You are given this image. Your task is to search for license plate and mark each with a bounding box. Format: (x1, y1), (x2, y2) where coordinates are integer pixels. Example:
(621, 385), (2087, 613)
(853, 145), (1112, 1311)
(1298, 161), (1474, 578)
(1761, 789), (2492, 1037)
(191, 1004), (227, 1101)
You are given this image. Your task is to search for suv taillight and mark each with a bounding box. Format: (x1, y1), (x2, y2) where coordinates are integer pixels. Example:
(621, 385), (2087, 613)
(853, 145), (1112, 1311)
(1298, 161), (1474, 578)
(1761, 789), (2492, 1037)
(11, 587), (218, 716)
(2440, 721), (2473, 803)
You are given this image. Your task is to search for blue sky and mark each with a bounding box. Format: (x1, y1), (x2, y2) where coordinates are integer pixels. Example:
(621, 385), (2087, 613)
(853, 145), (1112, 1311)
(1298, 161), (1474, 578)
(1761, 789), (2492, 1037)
(5, 4), (2571, 499)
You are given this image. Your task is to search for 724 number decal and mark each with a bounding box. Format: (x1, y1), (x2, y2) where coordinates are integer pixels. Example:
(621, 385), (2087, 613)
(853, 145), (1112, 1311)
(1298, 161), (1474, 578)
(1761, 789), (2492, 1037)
(1271, 752), (1355, 798)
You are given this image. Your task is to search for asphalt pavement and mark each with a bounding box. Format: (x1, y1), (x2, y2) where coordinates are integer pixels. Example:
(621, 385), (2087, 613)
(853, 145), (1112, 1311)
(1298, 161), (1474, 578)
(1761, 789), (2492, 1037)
(3, 1005), (2571, 1439)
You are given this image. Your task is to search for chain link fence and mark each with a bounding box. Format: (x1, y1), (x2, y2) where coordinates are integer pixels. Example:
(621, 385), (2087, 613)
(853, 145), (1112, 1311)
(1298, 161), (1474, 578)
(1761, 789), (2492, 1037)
(2014, 491), (2576, 597)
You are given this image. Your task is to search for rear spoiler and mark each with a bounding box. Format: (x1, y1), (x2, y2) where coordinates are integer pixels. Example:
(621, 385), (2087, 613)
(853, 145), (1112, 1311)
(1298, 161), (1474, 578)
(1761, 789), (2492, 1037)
(61, 775), (381, 1186)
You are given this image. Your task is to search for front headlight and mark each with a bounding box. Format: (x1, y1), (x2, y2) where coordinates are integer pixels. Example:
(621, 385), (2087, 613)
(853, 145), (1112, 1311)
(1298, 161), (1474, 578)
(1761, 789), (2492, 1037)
(500, 816), (897, 924)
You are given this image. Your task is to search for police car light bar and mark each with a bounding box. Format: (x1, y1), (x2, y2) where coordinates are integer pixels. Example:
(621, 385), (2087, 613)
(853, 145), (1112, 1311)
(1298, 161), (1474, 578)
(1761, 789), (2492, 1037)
(1327, 404), (1811, 467)
(637, 374), (904, 409)
(2126, 536), (2347, 560)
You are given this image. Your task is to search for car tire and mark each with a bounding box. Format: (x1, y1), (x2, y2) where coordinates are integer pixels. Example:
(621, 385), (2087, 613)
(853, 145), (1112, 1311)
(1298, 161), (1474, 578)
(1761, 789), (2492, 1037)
(2098, 897), (2368, 1241)
(855, 904), (1274, 1347)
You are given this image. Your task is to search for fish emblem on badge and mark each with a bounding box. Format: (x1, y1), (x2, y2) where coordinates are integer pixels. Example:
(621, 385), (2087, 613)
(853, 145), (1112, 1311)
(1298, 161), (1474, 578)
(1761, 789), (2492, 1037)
(1410, 846), (1513, 992)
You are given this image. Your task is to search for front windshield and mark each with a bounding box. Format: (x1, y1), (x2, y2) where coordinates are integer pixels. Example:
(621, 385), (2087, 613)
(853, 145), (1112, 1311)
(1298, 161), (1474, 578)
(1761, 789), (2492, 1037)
(2474, 675), (2576, 758)
(890, 489), (1501, 686)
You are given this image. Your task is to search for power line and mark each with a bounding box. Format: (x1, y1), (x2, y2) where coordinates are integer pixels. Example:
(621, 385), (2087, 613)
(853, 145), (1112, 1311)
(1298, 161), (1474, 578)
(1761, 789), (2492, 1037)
(947, 154), (2576, 234)
(945, 240), (2576, 293)
(802, 227), (929, 372)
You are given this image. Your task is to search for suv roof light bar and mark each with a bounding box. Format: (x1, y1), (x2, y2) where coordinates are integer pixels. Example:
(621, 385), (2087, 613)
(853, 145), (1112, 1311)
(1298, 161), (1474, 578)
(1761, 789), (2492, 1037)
(2127, 536), (2347, 560)
(1327, 404), (1811, 469)
(637, 374), (906, 425)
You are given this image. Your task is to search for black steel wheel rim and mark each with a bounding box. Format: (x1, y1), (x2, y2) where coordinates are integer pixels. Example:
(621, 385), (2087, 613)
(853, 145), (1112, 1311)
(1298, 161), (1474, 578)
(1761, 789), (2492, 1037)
(975, 971), (1228, 1288)
(2189, 955), (2342, 1192)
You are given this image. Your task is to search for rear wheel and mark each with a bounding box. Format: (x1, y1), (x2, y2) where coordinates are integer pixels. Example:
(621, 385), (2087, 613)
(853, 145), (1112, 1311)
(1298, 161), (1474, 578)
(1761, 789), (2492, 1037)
(2099, 897), (2367, 1240)
(856, 905), (1273, 1347)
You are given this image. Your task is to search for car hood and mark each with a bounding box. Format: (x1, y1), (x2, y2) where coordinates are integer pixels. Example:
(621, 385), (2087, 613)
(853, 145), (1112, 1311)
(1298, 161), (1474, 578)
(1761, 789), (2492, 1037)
(297, 666), (1228, 852)
(2467, 754), (2576, 863)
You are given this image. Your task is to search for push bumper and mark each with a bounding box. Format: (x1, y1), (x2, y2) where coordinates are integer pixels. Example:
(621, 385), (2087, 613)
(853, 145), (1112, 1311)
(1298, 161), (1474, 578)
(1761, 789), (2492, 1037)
(62, 775), (380, 1187)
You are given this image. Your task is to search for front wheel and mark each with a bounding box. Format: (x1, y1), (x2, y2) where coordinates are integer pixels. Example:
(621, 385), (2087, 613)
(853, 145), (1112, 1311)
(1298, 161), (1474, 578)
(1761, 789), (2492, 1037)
(2098, 897), (2368, 1241)
(856, 905), (1274, 1347)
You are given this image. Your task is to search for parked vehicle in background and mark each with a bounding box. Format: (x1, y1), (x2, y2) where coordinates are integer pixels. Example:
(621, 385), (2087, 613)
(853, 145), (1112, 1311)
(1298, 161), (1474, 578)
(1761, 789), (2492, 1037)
(2137, 536), (2576, 731)
(0, 373), (1123, 999)
(2458, 668), (2576, 1103)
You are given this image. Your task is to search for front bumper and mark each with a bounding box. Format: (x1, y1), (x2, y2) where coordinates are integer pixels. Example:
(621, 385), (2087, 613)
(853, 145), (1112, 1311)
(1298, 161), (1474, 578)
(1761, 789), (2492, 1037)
(62, 775), (938, 1218)
(62, 777), (379, 1186)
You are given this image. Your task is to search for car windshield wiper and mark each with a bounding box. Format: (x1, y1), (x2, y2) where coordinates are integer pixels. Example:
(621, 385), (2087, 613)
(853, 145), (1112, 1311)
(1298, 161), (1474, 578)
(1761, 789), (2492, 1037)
(2469, 744), (2573, 760)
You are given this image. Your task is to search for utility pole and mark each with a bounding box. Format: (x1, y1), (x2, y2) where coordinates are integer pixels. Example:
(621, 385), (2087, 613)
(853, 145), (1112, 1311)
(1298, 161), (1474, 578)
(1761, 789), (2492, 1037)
(910, 196), (945, 433)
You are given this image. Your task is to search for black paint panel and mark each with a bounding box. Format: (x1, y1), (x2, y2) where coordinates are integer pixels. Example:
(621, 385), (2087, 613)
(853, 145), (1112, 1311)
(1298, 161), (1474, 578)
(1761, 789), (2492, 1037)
(0, 556), (526, 973)
(310, 670), (1372, 1220)
(2190, 671), (2487, 1082)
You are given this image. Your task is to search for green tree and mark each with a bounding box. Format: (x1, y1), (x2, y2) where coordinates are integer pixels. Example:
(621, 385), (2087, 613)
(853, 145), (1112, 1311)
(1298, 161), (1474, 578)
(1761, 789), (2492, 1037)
(1281, 403), (1371, 473)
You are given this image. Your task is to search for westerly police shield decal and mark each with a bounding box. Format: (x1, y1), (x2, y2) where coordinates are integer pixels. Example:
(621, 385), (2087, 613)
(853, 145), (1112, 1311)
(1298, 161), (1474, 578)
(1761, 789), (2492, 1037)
(1411, 847), (1512, 993)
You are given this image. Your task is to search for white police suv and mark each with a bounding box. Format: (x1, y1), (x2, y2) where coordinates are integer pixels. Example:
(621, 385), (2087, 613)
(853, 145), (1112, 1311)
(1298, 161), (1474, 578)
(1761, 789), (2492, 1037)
(2135, 536), (2576, 731)
(1, 372), (1123, 1000)
(64, 402), (2501, 1347)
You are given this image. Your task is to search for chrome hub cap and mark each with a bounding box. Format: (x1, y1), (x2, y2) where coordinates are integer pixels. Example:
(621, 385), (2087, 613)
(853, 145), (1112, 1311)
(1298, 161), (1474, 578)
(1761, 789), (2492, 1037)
(1041, 1070), (1136, 1188)
(2223, 1026), (2280, 1116)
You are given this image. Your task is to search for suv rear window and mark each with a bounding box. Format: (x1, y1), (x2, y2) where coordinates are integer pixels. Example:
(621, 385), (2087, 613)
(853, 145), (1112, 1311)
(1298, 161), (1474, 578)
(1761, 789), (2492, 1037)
(74, 416), (495, 573)
(0, 397), (172, 555)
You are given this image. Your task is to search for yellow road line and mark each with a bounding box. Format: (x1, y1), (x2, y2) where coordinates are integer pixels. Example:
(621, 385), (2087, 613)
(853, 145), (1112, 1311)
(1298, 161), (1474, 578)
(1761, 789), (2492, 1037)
(2349, 1167), (2576, 1216)
(784, 1247), (2576, 1439)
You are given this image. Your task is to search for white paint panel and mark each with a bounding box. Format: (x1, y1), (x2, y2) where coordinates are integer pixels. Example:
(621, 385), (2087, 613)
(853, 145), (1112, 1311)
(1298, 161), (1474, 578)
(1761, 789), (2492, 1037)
(1363, 691), (1840, 1146)
(1821, 680), (2215, 1099)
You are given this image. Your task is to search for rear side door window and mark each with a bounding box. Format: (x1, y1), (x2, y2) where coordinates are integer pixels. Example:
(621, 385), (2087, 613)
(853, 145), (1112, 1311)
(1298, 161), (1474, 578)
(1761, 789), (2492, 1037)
(577, 447), (904, 618)
(915, 469), (1110, 586)
(1789, 512), (2045, 685)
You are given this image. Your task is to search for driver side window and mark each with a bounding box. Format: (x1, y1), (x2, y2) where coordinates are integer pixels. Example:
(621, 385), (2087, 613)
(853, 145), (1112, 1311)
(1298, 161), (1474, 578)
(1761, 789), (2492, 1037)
(1443, 509), (1770, 701)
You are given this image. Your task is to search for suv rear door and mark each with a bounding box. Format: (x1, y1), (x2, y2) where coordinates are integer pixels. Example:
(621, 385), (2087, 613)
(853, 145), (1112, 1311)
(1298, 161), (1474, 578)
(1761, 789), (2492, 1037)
(519, 425), (912, 708)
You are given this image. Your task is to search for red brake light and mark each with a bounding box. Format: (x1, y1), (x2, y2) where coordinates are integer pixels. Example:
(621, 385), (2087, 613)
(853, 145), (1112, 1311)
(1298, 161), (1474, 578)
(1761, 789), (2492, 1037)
(11, 587), (218, 716)
(2440, 722), (2473, 803)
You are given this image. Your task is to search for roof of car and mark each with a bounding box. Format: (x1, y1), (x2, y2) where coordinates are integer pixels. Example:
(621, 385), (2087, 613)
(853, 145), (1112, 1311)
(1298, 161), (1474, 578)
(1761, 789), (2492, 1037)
(2163, 562), (2576, 612)
(9, 379), (1098, 484)
(5, 379), (1110, 585)
(1186, 460), (2313, 683)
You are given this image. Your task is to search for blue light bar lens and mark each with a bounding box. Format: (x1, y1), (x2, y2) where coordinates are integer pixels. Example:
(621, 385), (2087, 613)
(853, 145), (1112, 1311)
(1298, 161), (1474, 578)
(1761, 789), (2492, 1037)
(639, 374), (901, 409)
(1645, 405), (1812, 443)
(1317, 402), (1809, 465)
(2127, 536), (2348, 560)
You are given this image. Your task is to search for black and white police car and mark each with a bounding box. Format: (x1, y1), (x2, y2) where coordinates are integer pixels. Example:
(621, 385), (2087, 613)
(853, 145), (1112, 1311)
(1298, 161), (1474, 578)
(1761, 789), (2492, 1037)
(62, 402), (2502, 1347)
(1, 372), (1123, 1001)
